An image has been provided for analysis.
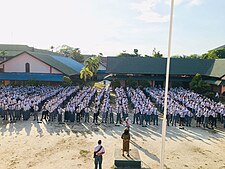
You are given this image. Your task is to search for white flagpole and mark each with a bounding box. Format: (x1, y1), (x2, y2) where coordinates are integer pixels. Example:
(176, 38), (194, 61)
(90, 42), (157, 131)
(160, 0), (174, 169)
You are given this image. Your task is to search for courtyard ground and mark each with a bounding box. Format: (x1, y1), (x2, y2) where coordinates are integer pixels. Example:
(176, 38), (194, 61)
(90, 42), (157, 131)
(0, 116), (225, 169)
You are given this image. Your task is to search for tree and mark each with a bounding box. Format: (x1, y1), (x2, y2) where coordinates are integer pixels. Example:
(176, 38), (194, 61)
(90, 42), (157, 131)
(56, 45), (84, 63)
(144, 54), (152, 57)
(63, 76), (72, 85)
(189, 73), (210, 94)
(187, 54), (200, 58)
(0, 50), (7, 57)
(117, 52), (137, 57)
(133, 49), (139, 56)
(201, 50), (218, 59)
(80, 67), (93, 81)
(152, 48), (163, 58)
(84, 56), (100, 74)
(171, 55), (183, 58)
(201, 48), (225, 59)
(215, 48), (225, 58)
(50, 46), (54, 52)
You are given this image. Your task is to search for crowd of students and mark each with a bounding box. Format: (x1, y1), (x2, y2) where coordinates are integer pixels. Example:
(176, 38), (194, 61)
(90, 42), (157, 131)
(0, 85), (63, 122)
(146, 87), (225, 129)
(127, 87), (159, 126)
(1, 85), (225, 129)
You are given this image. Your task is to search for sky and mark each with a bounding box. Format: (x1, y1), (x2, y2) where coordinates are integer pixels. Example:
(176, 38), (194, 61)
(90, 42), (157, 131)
(0, 0), (224, 56)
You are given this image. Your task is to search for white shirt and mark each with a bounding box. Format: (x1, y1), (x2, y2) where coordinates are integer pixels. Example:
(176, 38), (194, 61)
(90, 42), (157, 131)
(94, 144), (105, 155)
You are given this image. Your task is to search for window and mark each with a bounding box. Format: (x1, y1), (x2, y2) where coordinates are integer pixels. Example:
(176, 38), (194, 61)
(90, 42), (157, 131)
(25, 63), (30, 72)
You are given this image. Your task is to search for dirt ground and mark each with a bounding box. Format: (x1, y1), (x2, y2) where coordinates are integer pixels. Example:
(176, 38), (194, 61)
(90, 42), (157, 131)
(0, 116), (225, 169)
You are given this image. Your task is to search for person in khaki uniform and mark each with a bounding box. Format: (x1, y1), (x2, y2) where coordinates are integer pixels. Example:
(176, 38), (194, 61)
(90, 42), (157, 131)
(121, 128), (130, 157)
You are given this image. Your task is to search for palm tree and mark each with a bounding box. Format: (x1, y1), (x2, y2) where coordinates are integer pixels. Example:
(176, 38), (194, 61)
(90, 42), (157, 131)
(84, 56), (100, 74)
(80, 67), (93, 81)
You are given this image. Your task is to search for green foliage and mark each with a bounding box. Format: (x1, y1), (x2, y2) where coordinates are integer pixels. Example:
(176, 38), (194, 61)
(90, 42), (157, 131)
(219, 95), (225, 104)
(204, 91), (215, 100)
(188, 54), (200, 58)
(189, 73), (210, 94)
(201, 50), (218, 59)
(80, 67), (93, 81)
(171, 54), (200, 59)
(84, 56), (100, 75)
(111, 79), (120, 88)
(0, 50), (7, 57)
(79, 150), (90, 157)
(126, 77), (137, 87)
(57, 45), (84, 63)
(215, 48), (225, 58)
(117, 52), (137, 57)
(200, 48), (225, 59)
(50, 46), (54, 52)
(63, 76), (72, 85)
(133, 49), (139, 56)
(26, 80), (39, 86)
(144, 54), (152, 57)
(171, 55), (183, 58)
(152, 48), (163, 58)
(157, 48), (225, 60)
(138, 80), (149, 87)
(172, 81), (184, 88)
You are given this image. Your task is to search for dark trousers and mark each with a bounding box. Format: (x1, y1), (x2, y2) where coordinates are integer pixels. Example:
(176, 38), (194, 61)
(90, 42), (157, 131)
(77, 113), (80, 122)
(154, 115), (158, 125)
(85, 113), (89, 122)
(15, 110), (21, 120)
(116, 113), (121, 124)
(93, 113), (98, 124)
(133, 114), (136, 124)
(146, 115), (151, 125)
(33, 111), (39, 121)
(9, 110), (15, 121)
(140, 114), (145, 125)
(223, 117), (225, 128)
(58, 114), (62, 122)
(109, 113), (114, 123)
(94, 156), (102, 169)
(172, 115), (178, 126)
(49, 112), (54, 122)
(3, 110), (8, 120)
(180, 117), (185, 126)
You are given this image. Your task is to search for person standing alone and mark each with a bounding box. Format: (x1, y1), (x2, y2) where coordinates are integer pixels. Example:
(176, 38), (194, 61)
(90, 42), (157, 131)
(121, 128), (130, 157)
(94, 140), (105, 169)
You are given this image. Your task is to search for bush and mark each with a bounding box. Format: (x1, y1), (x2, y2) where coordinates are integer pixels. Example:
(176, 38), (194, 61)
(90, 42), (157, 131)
(26, 80), (39, 86)
(63, 76), (72, 86)
(219, 95), (225, 104)
(111, 79), (120, 88)
(190, 73), (210, 94)
(138, 80), (149, 88)
(126, 77), (137, 87)
(203, 91), (215, 100)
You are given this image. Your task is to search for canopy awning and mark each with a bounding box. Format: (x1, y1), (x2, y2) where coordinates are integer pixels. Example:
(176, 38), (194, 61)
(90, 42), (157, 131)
(0, 72), (64, 82)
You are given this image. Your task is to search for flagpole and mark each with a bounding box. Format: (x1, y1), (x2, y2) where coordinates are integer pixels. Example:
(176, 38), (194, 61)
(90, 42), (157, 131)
(160, 0), (174, 169)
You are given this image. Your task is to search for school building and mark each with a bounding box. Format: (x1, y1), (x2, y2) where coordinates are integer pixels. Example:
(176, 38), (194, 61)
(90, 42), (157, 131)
(105, 57), (225, 94)
(0, 44), (83, 85)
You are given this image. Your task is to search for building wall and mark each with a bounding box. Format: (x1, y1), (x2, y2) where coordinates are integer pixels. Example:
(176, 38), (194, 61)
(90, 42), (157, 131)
(2, 53), (62, 74)
(221, 85), (225, 94)
(98, 64), (106, 71)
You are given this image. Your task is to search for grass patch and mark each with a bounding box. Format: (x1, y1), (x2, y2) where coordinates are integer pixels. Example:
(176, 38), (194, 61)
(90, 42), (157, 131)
(94, 82), (106, 90)
(80, 150), (90, 157)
